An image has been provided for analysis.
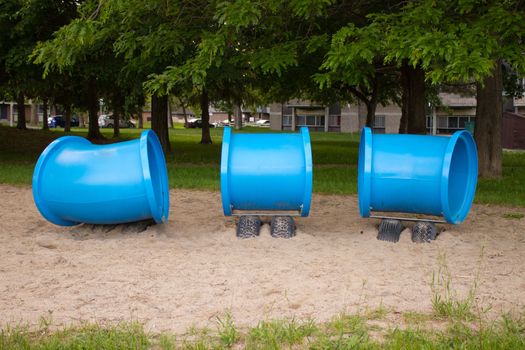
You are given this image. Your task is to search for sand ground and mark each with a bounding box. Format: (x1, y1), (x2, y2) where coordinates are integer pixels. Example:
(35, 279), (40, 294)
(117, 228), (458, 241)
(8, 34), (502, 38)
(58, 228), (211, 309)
(0, 185), (524, 332)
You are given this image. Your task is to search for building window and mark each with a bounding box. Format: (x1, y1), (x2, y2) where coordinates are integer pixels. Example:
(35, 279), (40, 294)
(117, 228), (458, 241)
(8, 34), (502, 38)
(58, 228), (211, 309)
(282, 115), (292, 126)
(438, 116), (448, 128)
(329, 115), (341, 126)
(372, 115), (386, 133)
(448, 117), (458, 128)
(428, 115), (476, 134)
(458, 117), (469, 128)
(374, 115), (385, 128)
(296, 115), (325, 127)
(306, 115), (316, 126)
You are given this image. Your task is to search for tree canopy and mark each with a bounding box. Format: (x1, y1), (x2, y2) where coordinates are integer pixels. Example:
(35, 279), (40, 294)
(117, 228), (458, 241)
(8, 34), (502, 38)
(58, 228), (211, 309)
(0, 0), (522, 177)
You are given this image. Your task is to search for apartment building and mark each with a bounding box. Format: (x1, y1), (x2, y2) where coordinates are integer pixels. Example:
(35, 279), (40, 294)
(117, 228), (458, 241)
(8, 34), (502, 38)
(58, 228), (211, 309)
(268, 93), (525, 136)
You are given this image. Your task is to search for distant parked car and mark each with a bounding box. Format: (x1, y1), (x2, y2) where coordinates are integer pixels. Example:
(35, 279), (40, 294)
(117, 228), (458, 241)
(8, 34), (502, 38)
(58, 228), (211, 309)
(212, 120), (229, 127)
(98, 114), (135, 128)
(48, 115), (79, 128)
(185, 118), (215, 128)
(255, 119), (270, 127)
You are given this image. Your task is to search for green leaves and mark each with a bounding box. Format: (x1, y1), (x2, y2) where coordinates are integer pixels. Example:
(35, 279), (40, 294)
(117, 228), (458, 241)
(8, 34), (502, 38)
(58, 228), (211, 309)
(33, 19), (102, 73)
(250, 43), (299, 76)
(289, 0), (334, 19)
(319, 22), (383, 91)
(215, 0), (262, 30)
(322, 0), (525, 88)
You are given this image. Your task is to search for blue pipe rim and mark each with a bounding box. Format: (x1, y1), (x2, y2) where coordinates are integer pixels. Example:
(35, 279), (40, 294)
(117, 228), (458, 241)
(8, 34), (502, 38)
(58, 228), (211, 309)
(299, 126), (313, 217)
(32, 136), (90, 226)
(358, 127), (478, 224)
(139, 130), (170, 224)
(220, 126), (233, 215)
(440, 129), (478, 224)
(357, 127), (373, 218)
(32, 130), (169, 226)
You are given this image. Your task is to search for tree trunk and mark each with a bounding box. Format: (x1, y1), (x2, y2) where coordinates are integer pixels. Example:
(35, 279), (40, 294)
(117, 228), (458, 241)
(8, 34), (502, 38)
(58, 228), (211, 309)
(64, 103), (72, 132)
(112, 105), (120, 138)
(138, 106), (143, 129)
(227, 112), (232, 124)
(30, 101), (39, 126)
(401, 62), (426, 134)
(399, 68), (408, 133)
(151, 93), (171, 153)
(167, 97), (173, 128)
(86, 81), (103, 140)
(365, 79), (379, 128)
(16, 92), (27, 130)
(181, 101), (188, 127)
(475, 62), (503, 178)
(42, 98), (49, 130)
(234, 103), (242, 130)
(399, 105), (408, 133)
(79, 112), (86, 128)
(199, 90), (212, 144)
(365, 101), (377, 128)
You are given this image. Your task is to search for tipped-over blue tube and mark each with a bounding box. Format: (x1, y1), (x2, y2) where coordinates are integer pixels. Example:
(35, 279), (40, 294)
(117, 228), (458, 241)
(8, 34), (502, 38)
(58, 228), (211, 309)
(32, 130), (169, 226)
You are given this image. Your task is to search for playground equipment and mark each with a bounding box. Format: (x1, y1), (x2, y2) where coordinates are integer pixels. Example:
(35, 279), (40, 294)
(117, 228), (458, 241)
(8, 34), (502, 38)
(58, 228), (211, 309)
(32, 130), (169, 226)
(358, 127), (478, 242)
(220, 126), (313, 238)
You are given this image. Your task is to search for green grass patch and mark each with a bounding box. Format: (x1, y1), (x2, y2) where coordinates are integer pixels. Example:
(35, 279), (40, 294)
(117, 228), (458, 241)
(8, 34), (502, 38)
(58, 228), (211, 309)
(502, 212), (524, 220)
(402, 311), (437, 325)
(2, 311), (524, 349)
(0, 322), (150, 350)
(1, 125), (524, 207)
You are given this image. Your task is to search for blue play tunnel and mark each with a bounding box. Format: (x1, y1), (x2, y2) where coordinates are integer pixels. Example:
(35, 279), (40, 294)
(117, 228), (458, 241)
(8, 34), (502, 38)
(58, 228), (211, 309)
(32, 130), (169, 226)
(221, 127), (313, 216)
(358, 127), (478, 224)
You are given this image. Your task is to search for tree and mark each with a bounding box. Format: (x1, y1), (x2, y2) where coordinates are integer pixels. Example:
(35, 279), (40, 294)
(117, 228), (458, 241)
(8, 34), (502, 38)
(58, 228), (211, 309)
(148, 0), (357, 136)
(321, 0), (524, 176)
(0, 0), (78, 130)
(316, 6), (402, 129)
(318, 1), (435, 133)
(372, 0), (525, 177)
(33, 1), (137, 141)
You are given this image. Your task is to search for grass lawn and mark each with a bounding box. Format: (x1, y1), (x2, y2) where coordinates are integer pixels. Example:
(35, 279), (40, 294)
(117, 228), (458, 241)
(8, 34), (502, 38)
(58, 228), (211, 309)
(0, 124), (524, 206)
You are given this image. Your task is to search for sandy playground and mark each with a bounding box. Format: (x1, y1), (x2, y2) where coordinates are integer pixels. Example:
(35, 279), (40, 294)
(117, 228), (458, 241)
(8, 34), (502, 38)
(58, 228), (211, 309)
(0, 184), (524, 332)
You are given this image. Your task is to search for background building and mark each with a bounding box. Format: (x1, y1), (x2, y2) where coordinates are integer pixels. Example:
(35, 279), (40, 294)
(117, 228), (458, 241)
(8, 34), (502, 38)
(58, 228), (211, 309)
(268, 93), (525, 137)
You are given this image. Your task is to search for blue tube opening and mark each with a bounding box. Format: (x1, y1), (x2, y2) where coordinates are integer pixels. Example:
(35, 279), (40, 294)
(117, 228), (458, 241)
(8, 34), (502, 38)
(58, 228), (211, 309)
(441, 130), (478, 224)
(140, 130), (170, 224)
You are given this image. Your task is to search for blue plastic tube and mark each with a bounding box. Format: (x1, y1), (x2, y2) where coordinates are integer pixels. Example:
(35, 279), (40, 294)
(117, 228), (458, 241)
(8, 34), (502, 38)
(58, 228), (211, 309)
(358, 127), (478, 224)
(221, 126), (313, 216)
(32, 130), (169, 226)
